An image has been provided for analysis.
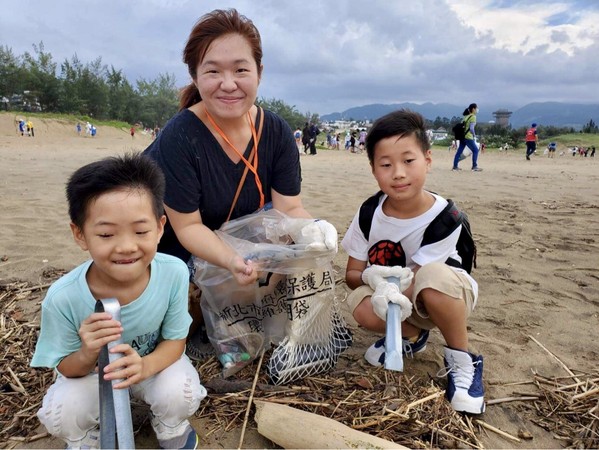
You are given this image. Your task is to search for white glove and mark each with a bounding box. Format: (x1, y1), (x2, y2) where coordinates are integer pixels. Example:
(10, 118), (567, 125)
(361, 265), (413, 291)
(292, 219), (338, 252)
(371, 282), (413, 322)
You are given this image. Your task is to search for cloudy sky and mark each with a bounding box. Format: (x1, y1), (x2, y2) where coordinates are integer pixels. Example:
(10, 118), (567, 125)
(1, 0), (598, 115)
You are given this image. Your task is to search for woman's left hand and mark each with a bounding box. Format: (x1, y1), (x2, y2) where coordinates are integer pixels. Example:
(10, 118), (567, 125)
(228, 254), (258, 285)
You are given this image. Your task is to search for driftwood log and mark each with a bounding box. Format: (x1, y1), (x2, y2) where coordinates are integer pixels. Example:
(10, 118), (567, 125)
(254, 400), (405, 449)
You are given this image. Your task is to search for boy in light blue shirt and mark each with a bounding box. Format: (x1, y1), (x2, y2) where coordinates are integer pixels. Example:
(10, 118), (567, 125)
(31, 153), (206, 449)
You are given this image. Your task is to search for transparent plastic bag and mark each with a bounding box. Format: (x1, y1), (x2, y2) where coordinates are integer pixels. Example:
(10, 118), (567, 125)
(192, 209), (351, 380)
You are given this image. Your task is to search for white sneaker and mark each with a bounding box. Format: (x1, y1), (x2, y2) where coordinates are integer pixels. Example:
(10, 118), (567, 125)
(442, 346), (485, 414)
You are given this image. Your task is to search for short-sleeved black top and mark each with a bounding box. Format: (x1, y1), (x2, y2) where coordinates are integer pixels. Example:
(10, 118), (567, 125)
(144, 108), (302, 263)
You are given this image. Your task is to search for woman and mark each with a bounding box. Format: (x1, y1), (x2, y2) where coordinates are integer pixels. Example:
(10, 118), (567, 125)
(453, 103), (482, 171)
(143, 9), (336, 357)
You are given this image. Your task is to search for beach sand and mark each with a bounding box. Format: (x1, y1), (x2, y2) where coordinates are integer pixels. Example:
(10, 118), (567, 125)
(1, 113), (598, 449)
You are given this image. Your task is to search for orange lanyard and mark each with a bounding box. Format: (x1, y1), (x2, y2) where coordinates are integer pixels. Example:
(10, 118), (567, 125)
(205, 109), (265, 209)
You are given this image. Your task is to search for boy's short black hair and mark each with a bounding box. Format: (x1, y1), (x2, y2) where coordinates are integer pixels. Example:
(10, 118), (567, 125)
(366, 109), (430, 163)
(66, 152), (165, 229)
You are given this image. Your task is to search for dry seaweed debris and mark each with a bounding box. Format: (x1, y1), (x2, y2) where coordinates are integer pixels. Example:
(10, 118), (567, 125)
(521, 371), (599, 449)
(0, 275), (60, 447)
(195, 358), (483, 449)
(3, 269), (597, 449)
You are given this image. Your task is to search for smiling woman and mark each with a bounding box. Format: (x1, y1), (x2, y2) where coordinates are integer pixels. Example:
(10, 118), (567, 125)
(142, 8), (337, 361)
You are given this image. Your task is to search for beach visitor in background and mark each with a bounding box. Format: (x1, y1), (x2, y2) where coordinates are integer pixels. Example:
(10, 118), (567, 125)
(525, 123), (538, 161)
(358, 128), (367, 152)
(294, 127), (302, 153)
(308, 122), (320, 155)
(302, 122), (311, 154)
(452, 103), (482, 172)
(26, 119), (34, 137)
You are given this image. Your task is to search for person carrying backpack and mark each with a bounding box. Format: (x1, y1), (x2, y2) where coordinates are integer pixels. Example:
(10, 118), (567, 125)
(341, 109), (485, 414)
(452, 103), (482, 171)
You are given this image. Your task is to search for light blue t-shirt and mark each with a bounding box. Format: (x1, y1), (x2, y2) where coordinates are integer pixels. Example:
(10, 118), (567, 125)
(31, 253), (191, 369)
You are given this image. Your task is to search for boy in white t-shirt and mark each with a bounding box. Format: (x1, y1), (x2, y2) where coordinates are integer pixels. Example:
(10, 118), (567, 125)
(31, 153), (206, 448)
(341, 109), (484, 414)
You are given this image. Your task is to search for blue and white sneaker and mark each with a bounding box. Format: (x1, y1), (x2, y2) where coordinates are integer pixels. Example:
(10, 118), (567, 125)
(364, 329), (429, 367)
(159, 425), (199, 449)
(442, 346), (485, 414)
(182, 429), (200, 449)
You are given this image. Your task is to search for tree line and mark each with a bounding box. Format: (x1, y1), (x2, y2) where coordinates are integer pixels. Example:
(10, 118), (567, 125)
(0, 42), (317, 130)
(426, 115), (589, 148)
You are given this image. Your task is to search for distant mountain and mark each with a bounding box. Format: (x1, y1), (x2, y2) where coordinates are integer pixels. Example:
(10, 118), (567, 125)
(510, 102), (599, 129)
(321, 102), (599, 129)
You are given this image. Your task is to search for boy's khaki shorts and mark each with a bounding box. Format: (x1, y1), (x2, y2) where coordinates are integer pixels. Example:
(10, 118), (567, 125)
(345, 262), (476, 330)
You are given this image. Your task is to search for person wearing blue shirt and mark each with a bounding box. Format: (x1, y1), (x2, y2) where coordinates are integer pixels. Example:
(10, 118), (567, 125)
(31, 153), (206, 449)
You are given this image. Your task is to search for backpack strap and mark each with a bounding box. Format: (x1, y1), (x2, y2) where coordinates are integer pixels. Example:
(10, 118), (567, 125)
(421, 199), (464, 269)
(358, 190), (385, 240)
(358, 194), (475, 272)
(421, 200), (461, 244)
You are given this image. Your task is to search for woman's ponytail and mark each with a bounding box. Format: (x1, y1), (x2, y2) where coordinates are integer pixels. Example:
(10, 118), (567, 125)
(179, 84), (202, 111)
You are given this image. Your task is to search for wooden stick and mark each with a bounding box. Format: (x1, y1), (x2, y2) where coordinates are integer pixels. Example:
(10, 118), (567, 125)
(556, 378), (599, 391)
(475, 419), (521, 443)
(16, 282), (52, 293)
(491, 380), (533, 386)
(237, 349), (264, 450)
(27, 432), (49, 442)
(404, 390), (445, 413)
(206, 378), (288, 394)
(7, 366), (26, 393)
(330, 389), (356, 417)
(382, 407), (409, 420)
(414, 419), (483, 449)
(486, 396), (539, 405)
(248, 397), (331, 408)
(571, 387), (599, 401)
(527, 335), (580, 384)
(254, 400), (403, 449)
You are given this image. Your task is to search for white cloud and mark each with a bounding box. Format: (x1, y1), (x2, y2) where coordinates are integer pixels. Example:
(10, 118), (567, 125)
(0, 0), (597, 114)
(446, 0), (599, 55)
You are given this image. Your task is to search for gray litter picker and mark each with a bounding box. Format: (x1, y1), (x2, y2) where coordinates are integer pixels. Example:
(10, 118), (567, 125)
(95, 298), (135, 449)
(384, 276), (404, 372)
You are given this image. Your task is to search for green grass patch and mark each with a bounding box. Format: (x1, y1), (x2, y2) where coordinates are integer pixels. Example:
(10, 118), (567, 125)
(540, 133), (599, 147)
(1, 111), (132, 130)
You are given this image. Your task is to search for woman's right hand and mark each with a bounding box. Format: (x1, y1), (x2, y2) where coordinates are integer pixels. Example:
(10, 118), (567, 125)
(227, 254), (258, 285)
